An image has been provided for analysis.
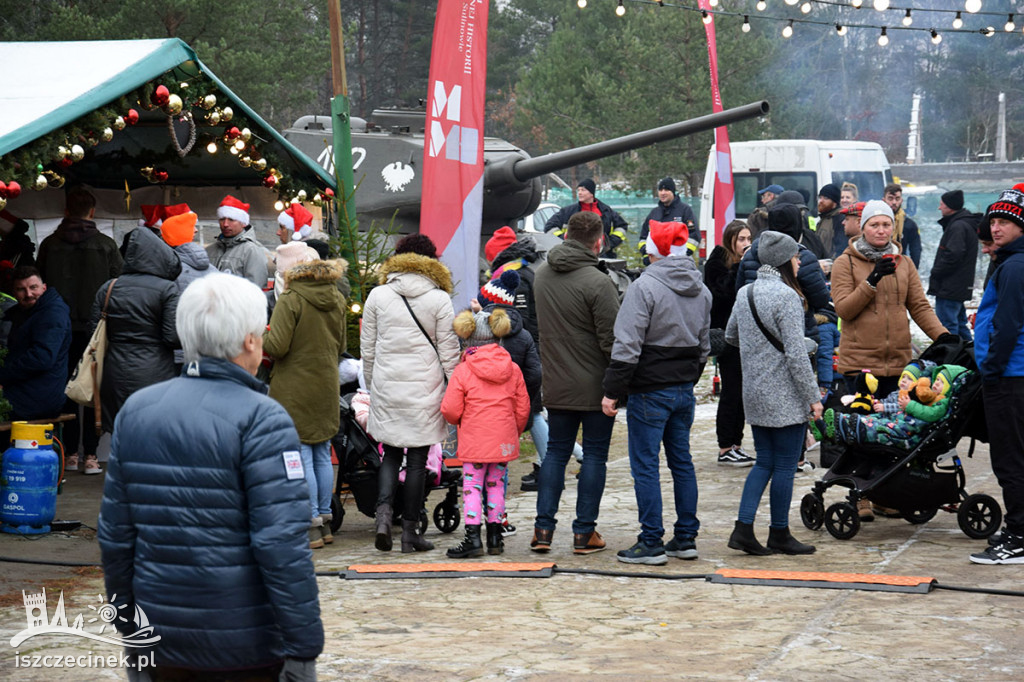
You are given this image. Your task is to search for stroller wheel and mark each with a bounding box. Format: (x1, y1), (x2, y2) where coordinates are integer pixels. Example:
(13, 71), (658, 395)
(901, 508), (938, 525)
(957, 494), (1002, 539)
(800, 494), (825, 531)
(824, 502), (861, 540)
(329, 495), (345, 532)
(433, 500), (461, 533)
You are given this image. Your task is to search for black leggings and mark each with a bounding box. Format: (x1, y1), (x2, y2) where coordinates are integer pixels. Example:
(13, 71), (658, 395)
(376, 444), (429, 521)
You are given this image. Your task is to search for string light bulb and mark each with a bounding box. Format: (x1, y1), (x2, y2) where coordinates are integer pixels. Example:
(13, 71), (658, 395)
(836, 23), (847, 36)
(709, 0), (718, 6)
(930, 29), (942, 44)
(782, 19), (794, 38)
(964, 0), (982, 13)
(1006, 14), (1015, 32)
(615, 0), (625, 16)
(903, 9), (913, 26)
(801, 2), (811, 13)
(756, 0), (766, 10)
(784, 0), (798, 5)
(206, 141), (218, 155)
(701, 10), (712, 24)
(982, 26), (995, 36)
(851, 0), (863, 8)
(742, 15), (751, 32)
(952, 11), (963, 29)
(577, 0), (586, 8)
(873, 0), (890, 11)
(877, 26), (889, 46)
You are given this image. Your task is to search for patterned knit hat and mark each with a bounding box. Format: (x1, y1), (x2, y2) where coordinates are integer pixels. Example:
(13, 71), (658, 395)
(478, 269), (520, 307)
(982, 183), (1024, 233)
(453, 308), (512, 347)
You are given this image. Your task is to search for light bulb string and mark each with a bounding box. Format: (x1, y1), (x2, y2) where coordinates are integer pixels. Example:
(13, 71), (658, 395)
(811, 0), (1011, 18)
(602, 0), (1023, 37)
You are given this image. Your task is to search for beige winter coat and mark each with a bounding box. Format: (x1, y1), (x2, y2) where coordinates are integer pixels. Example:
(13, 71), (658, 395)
(361, 253), (460, 447)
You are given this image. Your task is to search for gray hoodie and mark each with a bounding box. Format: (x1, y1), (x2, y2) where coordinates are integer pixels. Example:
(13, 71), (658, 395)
(726, 265), (819, 427)
(602, 255), (711, 399)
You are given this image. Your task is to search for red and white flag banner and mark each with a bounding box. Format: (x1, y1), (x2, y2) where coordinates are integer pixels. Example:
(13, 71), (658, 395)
(421, 0), (490, 306)
(698, 0), (735, 248)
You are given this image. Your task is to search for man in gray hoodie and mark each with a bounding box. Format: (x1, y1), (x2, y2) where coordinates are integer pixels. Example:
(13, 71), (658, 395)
(601, 220), (712, 565)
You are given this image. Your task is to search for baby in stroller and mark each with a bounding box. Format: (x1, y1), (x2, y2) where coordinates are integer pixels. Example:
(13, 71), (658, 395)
(813, 364), (971, 450)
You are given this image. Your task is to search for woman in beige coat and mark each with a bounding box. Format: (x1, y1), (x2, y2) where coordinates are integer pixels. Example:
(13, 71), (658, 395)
(361, 235), (460, 553)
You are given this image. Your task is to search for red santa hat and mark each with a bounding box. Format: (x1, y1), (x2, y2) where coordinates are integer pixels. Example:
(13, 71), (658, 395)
(647, 220), (690, 259)
(217, 195), (250, 225)
(278, 202), (314, 241)
(139, 205), (164, 228)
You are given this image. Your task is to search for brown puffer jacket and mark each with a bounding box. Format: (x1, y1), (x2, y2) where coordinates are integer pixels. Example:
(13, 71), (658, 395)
(831, 240), (947, 377)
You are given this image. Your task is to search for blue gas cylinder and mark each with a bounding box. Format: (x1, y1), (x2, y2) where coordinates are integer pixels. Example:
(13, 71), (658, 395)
(1, 422), (59, 535)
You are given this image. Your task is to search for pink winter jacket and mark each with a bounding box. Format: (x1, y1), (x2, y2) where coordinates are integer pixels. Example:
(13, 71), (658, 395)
(441, 344), (531, 464)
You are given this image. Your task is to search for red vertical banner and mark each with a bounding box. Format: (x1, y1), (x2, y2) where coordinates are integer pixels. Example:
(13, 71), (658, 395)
(698, 0), (734, 249)
(421, 0), (490, 306)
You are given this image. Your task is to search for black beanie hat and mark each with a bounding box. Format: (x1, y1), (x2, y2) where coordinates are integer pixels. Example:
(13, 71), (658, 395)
(941, 189), (964, 211)
(657, 177), (676, 194)
(818, 183), (841, 205)
(981, 183), (1024, 236)
(577, 178), (597, 196)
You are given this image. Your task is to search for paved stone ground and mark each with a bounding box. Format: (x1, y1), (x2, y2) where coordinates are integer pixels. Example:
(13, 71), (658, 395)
(2, 401), (1023, 680)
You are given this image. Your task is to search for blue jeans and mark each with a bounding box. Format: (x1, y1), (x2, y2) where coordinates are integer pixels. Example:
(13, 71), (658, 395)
(934, 297), (972, 341)
(737, 424), (806, 528)
(300, 441), (334, 519)
(535, 409), (614, 535)
(815, 322), (839, 388)
(529, 412), (584, 464)
(627, 385), (699, 546)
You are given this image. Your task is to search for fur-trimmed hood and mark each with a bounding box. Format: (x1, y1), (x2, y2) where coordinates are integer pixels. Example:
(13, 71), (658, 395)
(379, 252), (453, 295)
(283, 258), (348, 285)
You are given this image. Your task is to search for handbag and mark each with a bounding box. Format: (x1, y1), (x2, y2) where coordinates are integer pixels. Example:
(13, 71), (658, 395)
(709, 328), (728, 357)
(65, 279), (117, 434)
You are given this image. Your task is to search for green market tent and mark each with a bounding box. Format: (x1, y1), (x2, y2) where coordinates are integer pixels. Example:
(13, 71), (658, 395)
(0, 39), (334, 237)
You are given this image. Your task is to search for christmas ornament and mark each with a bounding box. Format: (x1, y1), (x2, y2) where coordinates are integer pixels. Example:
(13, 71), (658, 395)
(202, 94), (217, 110)
(70, 145), (85, 162)
(312, 193), (323, 207)
(225, 126), (241, 140)
(6, 181), (21, 199)
(151, 85), (170, 107)
(59, 158), (73, 169)
(140, 166), (155, 180)
(324, 188), (334, 198)
(297, 189), (307, 201)
(168, 111), (197, 157)
(221, 106), (233, 122)
(253, 158), (267, 171)
(0, 196), (6, 211)
(239, 156), (252, 168)
(101, 127), (114, 142)
(126, 109), (140, 125)
(165, 94), (184, 116)
(240, 128), (252, 142)
(208, 111), (221, 125)
(262, 174), (277, 188)
(153, 168), (169, 183)
(87, 136), (98, 147)
(114, 116), (126, 131)
(0, 180), (6, 196)
(33, 174), (48, 191)
(57, 145), (70, 159)
(43, 171), (65, 188)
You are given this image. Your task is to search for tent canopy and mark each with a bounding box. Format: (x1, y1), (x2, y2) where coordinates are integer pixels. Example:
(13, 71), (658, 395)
(0, 39), (335, 193)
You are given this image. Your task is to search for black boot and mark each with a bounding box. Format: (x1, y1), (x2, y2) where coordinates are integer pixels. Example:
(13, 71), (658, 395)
(401, 519), (434, 553)
(767, 526), (816, 555)
(486, 522), (504, 556)
(446, 524), (484, 558)
(727, 520), (773, 556)
(374, 503), (392, 551)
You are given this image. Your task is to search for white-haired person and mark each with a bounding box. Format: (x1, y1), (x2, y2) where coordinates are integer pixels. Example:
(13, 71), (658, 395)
(97, 272), (323, 679)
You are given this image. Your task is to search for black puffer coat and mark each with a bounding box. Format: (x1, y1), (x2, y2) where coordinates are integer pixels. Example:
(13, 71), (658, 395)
(929, 209), (980, 302)
(482, 303), (543, 414)
(490, 239), (541, 341)
(93, 227), (181, 432)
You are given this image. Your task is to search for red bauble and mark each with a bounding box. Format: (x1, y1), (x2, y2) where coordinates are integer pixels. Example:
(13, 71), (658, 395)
(6, 181), (22, 199)
(225, 126), (241, 140)
(262, 174), (277, 188)
(151, 85), (170, 107)
(153, 168), (169, 183)
(126, 109), (140, 125)
(324, 187), (334, 197)
(0, 181), (6, 197)
(59, 158), (73, 169)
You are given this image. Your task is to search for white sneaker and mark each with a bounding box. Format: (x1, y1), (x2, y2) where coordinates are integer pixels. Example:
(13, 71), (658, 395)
(65, 454), (79, 472)
(83, 455), (102, 475)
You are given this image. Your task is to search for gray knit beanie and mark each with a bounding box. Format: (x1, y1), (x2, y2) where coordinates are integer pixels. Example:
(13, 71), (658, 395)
(758, 231), (800, 268)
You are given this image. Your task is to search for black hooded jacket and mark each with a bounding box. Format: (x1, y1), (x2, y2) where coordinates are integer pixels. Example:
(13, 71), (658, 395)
(490, 239), (541, 341)
(92, 227), (182, 432)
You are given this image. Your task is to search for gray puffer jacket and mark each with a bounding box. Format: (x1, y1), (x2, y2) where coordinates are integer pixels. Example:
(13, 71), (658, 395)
(171, 242), (217, 364)
(206, 227), (268, 288)
(726, 265), (819, 427)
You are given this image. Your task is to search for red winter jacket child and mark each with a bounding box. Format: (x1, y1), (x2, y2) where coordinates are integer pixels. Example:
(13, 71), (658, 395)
(441, 343), (531, 463)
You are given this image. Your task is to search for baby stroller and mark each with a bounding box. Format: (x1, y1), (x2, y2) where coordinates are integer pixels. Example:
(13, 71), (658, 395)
(800, 337), (1002, 541)
(328, 393), (462, 535)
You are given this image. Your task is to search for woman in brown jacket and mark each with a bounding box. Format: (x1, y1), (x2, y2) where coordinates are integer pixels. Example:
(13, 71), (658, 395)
(831, 200), (947, 399)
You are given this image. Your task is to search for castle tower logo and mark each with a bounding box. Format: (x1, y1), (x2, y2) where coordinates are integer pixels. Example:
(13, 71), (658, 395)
(10, 588), (161, 648)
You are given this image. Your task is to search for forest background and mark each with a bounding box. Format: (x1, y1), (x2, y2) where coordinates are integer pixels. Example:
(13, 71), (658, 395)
(2, 0), (1022, 195)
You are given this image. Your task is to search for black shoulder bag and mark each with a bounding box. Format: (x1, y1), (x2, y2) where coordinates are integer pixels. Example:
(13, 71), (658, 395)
(746, 286), (786, 354)
(400, 295), (448, 384)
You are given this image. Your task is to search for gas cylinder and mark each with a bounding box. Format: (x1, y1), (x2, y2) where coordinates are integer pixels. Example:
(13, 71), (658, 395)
(1, 422), (59, 535)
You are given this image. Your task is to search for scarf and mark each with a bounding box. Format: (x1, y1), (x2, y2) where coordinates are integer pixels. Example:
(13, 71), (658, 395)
(854, 237), (895, 262)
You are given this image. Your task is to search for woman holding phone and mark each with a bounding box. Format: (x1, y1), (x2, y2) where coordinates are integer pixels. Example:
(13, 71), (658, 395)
(830, 200), (947, 398)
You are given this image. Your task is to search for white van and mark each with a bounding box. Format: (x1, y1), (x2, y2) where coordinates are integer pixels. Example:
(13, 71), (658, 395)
(699, 139), (893, 251)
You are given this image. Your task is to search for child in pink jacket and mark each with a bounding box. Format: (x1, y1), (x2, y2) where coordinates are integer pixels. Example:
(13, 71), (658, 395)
(441, 312), (531, 558)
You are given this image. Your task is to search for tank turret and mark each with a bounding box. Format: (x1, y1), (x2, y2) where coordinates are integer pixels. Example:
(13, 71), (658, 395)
(283, 101), (769, 233)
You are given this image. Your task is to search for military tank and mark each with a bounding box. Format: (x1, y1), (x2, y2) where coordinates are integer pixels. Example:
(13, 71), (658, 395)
(282, 100), (769, 234)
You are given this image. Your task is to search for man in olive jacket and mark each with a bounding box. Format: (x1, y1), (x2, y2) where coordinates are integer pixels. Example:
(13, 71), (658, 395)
(531, 211), (620, 556)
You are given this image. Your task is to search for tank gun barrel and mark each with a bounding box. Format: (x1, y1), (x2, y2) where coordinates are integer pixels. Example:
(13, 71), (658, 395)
(509, 100), (769, 183)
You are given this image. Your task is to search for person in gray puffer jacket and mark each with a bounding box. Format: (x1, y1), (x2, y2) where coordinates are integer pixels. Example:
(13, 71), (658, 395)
(725, 231), (822, 558)
(161, 209), (217, 366)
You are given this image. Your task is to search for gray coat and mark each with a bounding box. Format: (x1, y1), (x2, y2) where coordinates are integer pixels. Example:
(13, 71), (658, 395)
(206, 228), (268, 288)
(172, 242), (217, 364)
(725, 265), (819, 427)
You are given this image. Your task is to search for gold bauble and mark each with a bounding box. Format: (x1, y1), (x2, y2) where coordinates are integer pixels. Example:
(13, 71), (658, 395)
(114, 116), (126, 131)
(312, 193), (323, 207)
(208, 111), (221, 125)
(101, 127), (114, 142)
(33, 174), (48, 191)
(271, 168), (283, 180)
(297, 189), (307, 201)
(165, 94), (184, 116)
(221, 106), (233, 122)
(87, 137), (98, 147)
(140, 166), (154, 179)
(253, 158), (267, 171)
(70, 144), (85, 162)
(240, 127), (252, 142)
(202, 94), (217, 110)
(239, 156), (252, 168)
(0, 196), (6, 211)
(57, 145), (70, 159)
(43, 171), (65, 188)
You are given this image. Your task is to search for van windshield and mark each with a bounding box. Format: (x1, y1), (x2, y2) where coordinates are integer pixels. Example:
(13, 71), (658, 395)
(734, 172), (817, 217)
(831, 170), (894, 202)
